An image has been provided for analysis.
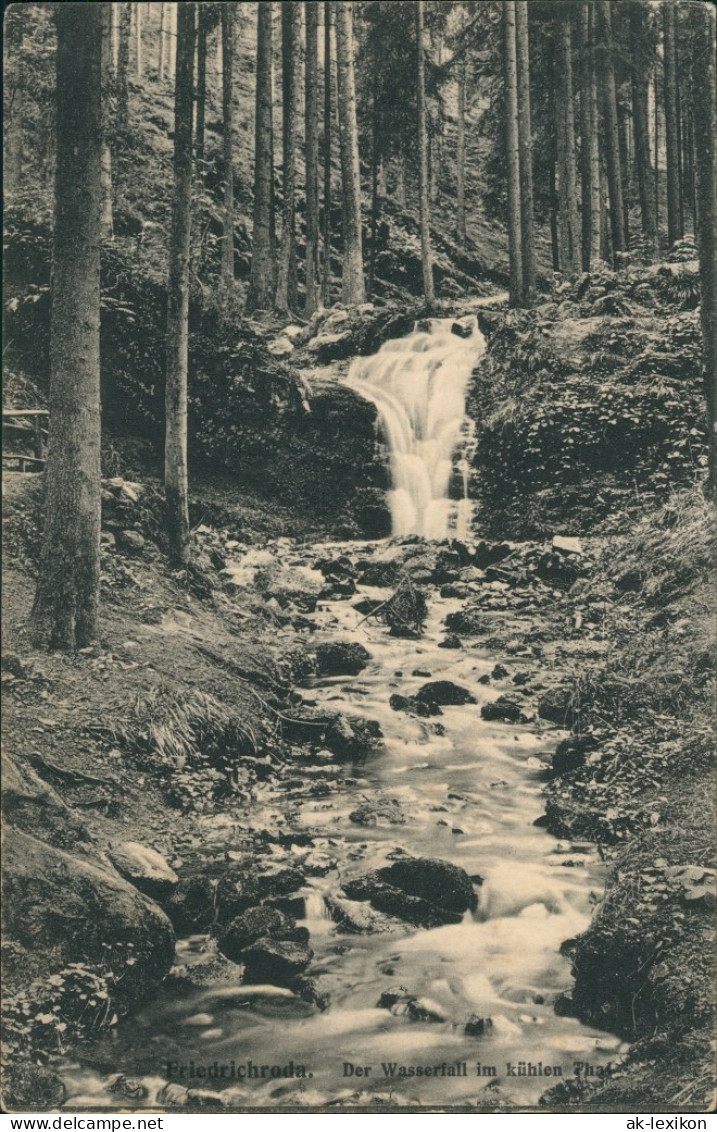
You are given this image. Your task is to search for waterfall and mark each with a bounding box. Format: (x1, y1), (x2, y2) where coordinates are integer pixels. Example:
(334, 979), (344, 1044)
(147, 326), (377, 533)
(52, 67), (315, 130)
(346, 316), (485, 540)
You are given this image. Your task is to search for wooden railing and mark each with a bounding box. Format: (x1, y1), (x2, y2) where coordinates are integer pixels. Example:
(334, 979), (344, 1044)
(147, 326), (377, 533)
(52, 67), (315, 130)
(2, 409), (49, 471)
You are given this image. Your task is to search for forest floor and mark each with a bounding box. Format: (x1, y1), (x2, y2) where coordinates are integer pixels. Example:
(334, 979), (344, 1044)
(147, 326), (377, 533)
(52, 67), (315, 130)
(2, 467), (714, 1113)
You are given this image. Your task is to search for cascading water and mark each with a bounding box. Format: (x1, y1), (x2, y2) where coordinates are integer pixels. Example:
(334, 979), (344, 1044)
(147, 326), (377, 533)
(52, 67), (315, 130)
(346, 316), (485, 540)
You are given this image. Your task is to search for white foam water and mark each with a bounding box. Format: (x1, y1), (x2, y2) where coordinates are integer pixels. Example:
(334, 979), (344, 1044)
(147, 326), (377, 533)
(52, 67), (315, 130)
(346, 317), (485, 540)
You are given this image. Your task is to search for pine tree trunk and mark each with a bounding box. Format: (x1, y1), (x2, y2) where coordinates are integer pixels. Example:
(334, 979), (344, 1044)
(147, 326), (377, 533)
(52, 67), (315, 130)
(247, 1), (277, 312)
(588, 4), (602, 264)
(396, 144), (407, 207)
(617, 99), (631, 247)
(654, 72), (661, 240)
(515, 0), (535, 302)
(416, 0), (435, 305)
(33, 4), (102, 649)
(663, 1), (683, 248)
(321, 1), (332, 306)
(595, 0), (626, 262)
(276, 1), (302, 313)
(369, 89), (379, 298)
(165, 2), (195, 568)
(579, 1), (594, 269)
(503, 0), (523, 305)
(195, 7), (208, 166)
(221, 4), (235, 286)
(158, 4), (166, 81)
(168, 4), (177, 82)
(100, 5), (114, 239)
(456, 56), (467, 247)
(692, 3), (717, 494)
(335, 1), (365, 306)
(630, 3), (656, 253)
(116, 4), (131, 129)
(135, 3), (142, 77)
(305, 0), (321, 315)
(559, 7), (580, 275)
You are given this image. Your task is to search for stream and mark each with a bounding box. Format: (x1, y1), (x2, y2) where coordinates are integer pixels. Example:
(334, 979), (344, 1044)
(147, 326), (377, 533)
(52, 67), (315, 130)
(58, 543), (626, 1109)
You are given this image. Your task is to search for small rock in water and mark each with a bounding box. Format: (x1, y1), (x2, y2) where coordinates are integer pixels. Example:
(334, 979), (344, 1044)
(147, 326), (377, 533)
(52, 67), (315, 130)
(480, 697), (524, 723)
(315, 641), (372, 676)
(491, 664), (510, 679)
(438, 634), (462, 649)
(464, 1015), (493, 1037)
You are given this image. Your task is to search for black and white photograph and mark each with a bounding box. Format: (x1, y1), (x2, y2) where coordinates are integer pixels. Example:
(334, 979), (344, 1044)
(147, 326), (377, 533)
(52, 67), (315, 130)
(2, 0), (715, 1118)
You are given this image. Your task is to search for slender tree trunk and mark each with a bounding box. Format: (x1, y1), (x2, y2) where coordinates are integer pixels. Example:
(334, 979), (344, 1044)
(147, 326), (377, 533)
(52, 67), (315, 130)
(167, 4), (177, 82)
(276, 2), (302, 312)
(158, 3), (166, 81)
(321, 1), (332, 306)
(595, 0), (626, 262)
(559, 7), (580, 274)
(579, 1), (594, 268)
(335, 1), (365, 305)
(515, 0), (535, 302)
(305, 0), (321, 314)
(369, 89), (380, 298)
(100, 4), (114, 239)
(112, 4), (120, 71)
(396, 143), (407, 207)
(663, 1), (683, 247)
(33, 4), (102, 649)
(654, 72), (661, 241)
(195, 7), (207, 166)
(165, 2), (195, 568)
(116, 4), (131, 128)
(588, 5), (602, 264)
(221, 4), (235, 286)
(416, 1), (434, 305)
(135, 3), (142, 77)
(692, 3), (717, 494)
(617, 99), (631, 247)
(247, 1), (277, 312)
(503, 0), (523, 305)
(630, 4), (656, 254)
(456, 56), (467, 246)
(549, 157), (560, 270)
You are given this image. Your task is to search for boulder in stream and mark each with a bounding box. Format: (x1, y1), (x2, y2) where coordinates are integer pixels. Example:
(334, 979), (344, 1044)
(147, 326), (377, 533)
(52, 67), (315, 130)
(341, 875), (464, 928)
(215, 867), (305, 925)
(416, 680), (477, 706)
(108, 841), (179, 902)
(218, 906), (308, 963)
(315, 641), (372, 676)
(480, 696), (525, 723)
(241, 938), (314, 984)
(377, 857), (477, 914)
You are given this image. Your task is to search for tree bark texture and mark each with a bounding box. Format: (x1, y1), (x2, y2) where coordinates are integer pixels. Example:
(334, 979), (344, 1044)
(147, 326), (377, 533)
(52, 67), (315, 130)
(322, 1), (333, 306)
(195, 6), (208, 165)
(630, 2), (657, 252)
(116, 4), (131, 132)
(579, 1), (599, 269)
(158, 3), (166, 81)
(276, 1), (302, 312)
(558, 7), (580, 275)
(247, 1), (277, 312)
(165, 2), (195, 568)
(135, 3), (142, 77)
(663, 1), (683, 248)
(34, 4), (102, 649)
(335, 1), (365, 305)
(416, 0), (435, 305)
(305, 1), (321, 314)
(456, 56), (467, 246)
(691, 3), (717, 493)
(596, 0), (626, 262)
(100, 4), (114, 239)
(221, 4), (235, 285)
(503, 0), (523, 305)
(515, 0), (535, 302)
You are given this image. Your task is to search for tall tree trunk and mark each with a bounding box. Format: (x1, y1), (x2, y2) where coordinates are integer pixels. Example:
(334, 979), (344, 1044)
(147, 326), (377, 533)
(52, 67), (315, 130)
(321, 1), (332, 306)
(654, 72), (660, 241)
(692, 3), (717, 494)
(221, 4), (235, 286)
(247, 1), (277, 312)
(276, 1), (302, 312)
(558, 7), (580, 274)
(549, 156), (560, 270)
(195, 6), (208, 166)
(503, 0), (523, 305)
(617, 99), (631, 247)
(456, 56), (467, 247)
(368, 89), (380, 298)
(515, 0), (535, 303)
(305, 1), (320, 314)
(100, 4), (114, 239)
(116, 4), (131, 129)
(663, 1), (683, 247)
(579, 1), (598, 269)
(588, 5), (602, 265)
(168, 4), (177, 82)
(335, 1), (365, 305)
(595, 0), (626, 262)
(630, 2), (656, 253)
(416, 0), (434, 305)
(396, 143), (407, 207)
(135, 3), (142, 77)
(165, 2), (195, 568)
(34, 4), (102, 649)
(158, 3), (166, 81)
